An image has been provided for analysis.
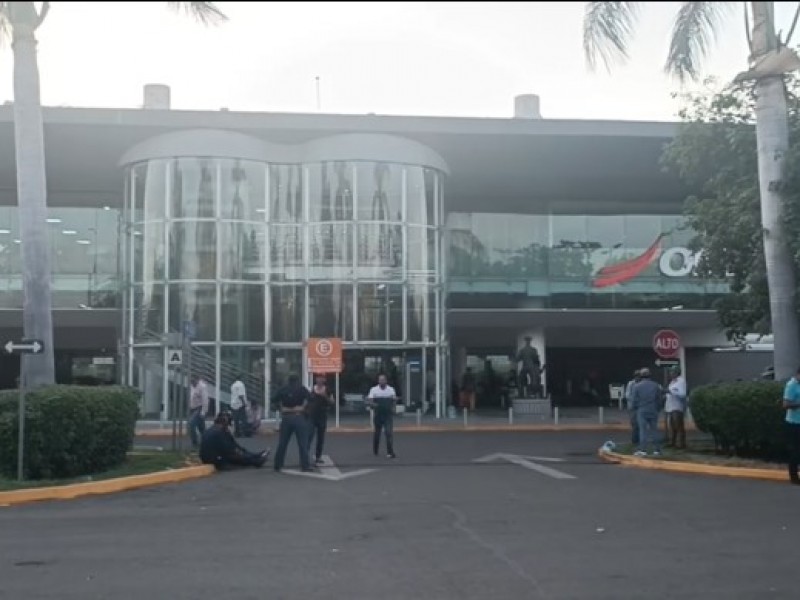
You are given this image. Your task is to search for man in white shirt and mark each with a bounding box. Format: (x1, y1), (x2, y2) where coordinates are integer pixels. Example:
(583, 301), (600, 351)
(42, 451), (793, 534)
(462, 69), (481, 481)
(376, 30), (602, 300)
(188, 375), (210, 449)
(367, 373), (397, 459)
(230, 375), (248, 438)
(665, 367), (687, 449)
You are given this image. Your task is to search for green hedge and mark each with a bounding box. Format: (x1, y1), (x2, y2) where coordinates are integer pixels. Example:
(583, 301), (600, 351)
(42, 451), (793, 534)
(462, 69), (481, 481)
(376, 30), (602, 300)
(690, 381), (786, 460)
(0, 385), (140, 479)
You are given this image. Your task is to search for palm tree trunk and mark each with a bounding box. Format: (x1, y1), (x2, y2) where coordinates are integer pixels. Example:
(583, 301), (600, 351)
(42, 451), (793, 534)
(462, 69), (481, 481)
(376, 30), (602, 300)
(751, 2), (800, 380)
(10, 3), (55, 386)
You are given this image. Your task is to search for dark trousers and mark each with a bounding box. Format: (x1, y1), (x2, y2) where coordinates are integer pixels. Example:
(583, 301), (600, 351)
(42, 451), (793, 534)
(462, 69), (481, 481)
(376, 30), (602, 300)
(204, 449), (263, 471)
(373, 412), (395, 456)
(233, 406), (248, 437)
(786, 422), (800, 482)
(188, 407), (206, 448)
(629, 411), (640, 445)
(274, 414), (310, 471)
(668, 410), (686, 448)
(307, 418), (327, 461)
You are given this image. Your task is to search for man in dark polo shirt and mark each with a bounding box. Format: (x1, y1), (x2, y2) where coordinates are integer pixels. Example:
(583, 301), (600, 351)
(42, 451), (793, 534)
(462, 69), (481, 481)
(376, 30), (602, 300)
(273, 374), (313, 473)
(199, 413), (269, 470)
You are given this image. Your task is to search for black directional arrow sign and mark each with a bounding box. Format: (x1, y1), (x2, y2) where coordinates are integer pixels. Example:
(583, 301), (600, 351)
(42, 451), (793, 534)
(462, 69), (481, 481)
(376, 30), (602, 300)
(4, 339), (44, 355)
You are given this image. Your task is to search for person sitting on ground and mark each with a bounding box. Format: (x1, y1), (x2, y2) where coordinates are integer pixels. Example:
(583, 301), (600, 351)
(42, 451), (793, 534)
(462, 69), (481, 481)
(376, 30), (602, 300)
(199, 412), (270, 470)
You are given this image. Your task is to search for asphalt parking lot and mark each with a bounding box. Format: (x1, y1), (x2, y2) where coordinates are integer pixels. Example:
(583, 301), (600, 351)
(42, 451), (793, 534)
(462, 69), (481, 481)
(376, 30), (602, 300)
(1, 430), (798, 600)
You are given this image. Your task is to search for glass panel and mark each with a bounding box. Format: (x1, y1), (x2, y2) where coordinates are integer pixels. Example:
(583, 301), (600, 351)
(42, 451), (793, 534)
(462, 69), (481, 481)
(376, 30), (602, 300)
(171, 158), (217, 219)
(220, 284), (265, 342)
(549, 216), (591, 279)
(406, 167), (437, 226)
(356, 162), (402, 222)
(425, 169), (437, 227)
(270, 224), (304, 282)
(269, 164), (304, 222)
(356, 223), (402, 278)
(219, 221), (266, 281)
(271, 285), (304, 342)
(168, 283), (216, 341)
(169, 222), (217, 280)
(586, 216), (626, 274)
(132, 347), (165, 419)
(308, 223), (353, 280)
(357, 283), (402, 341)
(407, 226), (437, 279)
(220, 160), (267, 221)
(133, 283), (165, 341)
(220, 347), (266, 409)
(270, 348), (303, 401)
(133, 160), (169, 223)
(308, 283), (353, 340)
(0, 207), (21, 308)
(133, 223), (165, 283)
(407, 283), (427, 342)
(309, 162), (353, 222)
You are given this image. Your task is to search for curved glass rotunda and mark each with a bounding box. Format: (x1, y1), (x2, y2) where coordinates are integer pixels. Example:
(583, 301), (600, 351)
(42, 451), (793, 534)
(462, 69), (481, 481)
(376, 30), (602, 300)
(119, 130), (449, 419)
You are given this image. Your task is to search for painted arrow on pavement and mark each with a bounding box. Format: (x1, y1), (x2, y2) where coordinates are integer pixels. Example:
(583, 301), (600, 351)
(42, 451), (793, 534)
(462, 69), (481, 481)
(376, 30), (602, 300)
(282, 455), (377, 482)
(474, 453), (576, 480)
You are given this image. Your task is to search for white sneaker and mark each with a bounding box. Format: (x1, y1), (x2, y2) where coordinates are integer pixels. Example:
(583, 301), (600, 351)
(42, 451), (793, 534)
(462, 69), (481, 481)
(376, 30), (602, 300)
(633, 450), (647, 457)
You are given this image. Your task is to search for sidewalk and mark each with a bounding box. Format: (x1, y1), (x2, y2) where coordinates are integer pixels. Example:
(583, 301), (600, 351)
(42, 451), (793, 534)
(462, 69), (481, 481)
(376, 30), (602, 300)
(135, 407), (697, 436)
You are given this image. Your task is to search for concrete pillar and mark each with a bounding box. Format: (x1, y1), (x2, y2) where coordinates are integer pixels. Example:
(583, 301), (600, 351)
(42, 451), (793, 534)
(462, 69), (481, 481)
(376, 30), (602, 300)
(515, 328), (547, 395)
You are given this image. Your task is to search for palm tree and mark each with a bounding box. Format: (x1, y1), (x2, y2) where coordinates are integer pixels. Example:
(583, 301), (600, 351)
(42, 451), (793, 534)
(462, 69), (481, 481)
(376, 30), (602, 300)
(584, 2), (800, 380)
(1, 2), (226, 388)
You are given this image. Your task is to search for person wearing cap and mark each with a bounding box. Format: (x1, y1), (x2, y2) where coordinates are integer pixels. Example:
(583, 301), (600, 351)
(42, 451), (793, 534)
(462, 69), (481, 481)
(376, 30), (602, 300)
(631, 368), (664, 457)
(199, 412), (270, 470)
(782, 365), (800, 484)
(665, 366), (687, 449)
(623, 370), (641, 445)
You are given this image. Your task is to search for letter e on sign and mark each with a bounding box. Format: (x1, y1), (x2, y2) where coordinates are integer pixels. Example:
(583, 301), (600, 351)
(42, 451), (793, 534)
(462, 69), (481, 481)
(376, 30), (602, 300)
(652, 329), (680, 360)
(307, 338), (343, 374)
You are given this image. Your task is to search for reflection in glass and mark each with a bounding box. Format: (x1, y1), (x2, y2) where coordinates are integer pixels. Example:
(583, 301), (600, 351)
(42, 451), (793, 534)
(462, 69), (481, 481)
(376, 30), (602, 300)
(309, 162), (353, 221)
(271, 285), (303, 342)
(168, 283), (216, 341)
(356, 163), (402, 222)
(407, 284), (432, 342)
(309, 223), (353, 279)
(357, 223), (402, 278)
(220, 160), (266, 221)
(270, 165), (304, 222)
(407, 226), (437, 279)
(133, 223), (165, 283)
(133, 160), (169, 223)
(133, 283), (165, 341)
(172, 158), (216, 219)
(309, 284), (353, 340)
(270, 348), (303, 396)
(270, 225), (304, 281)
(221, 284), (265, 342)
(132, 347), (165, 418)
(169, 222), (217, 280)
(358, 283), (402, 341)
(221, 346), (265, 404)
(219, 222), (265, 281)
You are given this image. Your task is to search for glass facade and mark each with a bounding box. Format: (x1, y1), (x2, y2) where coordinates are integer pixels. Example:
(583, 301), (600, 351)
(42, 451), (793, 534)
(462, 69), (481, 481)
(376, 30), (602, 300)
(446, 212), (728, 309)
(0, 206), (120, 310)
(122, 157), (446, 418)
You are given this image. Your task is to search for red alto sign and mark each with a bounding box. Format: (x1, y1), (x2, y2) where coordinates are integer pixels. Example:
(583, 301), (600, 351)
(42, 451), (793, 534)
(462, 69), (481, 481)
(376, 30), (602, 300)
(653, 329), (681, 359)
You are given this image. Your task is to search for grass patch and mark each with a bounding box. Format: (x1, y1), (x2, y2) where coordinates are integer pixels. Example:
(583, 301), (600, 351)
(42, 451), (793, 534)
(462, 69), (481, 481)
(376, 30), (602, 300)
(0, 451), (196, 491)
(612, 440), (784, 470)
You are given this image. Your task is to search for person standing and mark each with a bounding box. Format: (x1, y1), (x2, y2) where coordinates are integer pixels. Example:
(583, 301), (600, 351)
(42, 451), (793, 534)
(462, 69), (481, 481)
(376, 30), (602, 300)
(188, 375), (209, 449)
(230, 374), (248, 438)
(368, 373), (397, 459)
(665, 367), (688, 449)
(632, 368), (663, 457)
(624, 370), (641, 446)
(273, 374), (313, 473)
(307, 374), (334, 465)
(782, 366), (800, 485)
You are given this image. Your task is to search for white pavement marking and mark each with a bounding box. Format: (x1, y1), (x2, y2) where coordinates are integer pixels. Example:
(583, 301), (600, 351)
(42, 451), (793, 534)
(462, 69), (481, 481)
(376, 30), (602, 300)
(282, 455), (377, 481)
(473, 453), (576, 480)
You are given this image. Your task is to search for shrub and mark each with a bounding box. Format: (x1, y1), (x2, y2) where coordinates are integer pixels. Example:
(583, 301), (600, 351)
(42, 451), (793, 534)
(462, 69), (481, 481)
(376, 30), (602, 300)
(0, 385), (140, 480)
(690, 381), (786, 460)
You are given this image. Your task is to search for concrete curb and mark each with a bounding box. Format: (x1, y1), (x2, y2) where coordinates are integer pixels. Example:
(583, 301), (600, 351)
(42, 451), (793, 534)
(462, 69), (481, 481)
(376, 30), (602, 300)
(0, 465), (215, 507)
(598, 450), (787, 483)
(136, 424), (633, 437)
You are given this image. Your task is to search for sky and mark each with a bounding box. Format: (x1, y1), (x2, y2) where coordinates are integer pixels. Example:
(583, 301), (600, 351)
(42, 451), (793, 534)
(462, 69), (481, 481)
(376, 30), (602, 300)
(1, 1), (799, 121)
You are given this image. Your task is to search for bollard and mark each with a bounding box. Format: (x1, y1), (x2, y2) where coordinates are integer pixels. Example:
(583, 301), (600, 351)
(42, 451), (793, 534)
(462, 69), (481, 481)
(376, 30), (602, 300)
(416, 408), (422, 428)
(554, 406), (559, 425)
(463, 408), (469, 428)
(598, 406), (605, 425)
(508, 406), (514, 425)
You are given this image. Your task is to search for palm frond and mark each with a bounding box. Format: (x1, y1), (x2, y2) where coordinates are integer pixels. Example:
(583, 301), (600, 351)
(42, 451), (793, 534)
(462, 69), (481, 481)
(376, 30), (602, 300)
(666, 1), (734, 82)
(583, 2), (641, 71)
(167, 2), (227, 26)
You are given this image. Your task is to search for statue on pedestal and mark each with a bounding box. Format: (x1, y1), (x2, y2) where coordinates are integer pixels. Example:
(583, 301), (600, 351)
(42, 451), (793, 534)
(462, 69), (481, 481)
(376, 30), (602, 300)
(516, 336), (545, 398)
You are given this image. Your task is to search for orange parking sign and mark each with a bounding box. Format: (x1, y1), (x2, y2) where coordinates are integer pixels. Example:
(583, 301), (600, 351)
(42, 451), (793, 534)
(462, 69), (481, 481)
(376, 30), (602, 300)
(307, 338), (343, 374)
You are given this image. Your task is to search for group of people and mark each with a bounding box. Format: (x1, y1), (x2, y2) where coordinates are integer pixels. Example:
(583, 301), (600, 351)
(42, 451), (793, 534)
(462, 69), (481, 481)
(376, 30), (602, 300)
(623, 366), (687, 457)
(186, 374), (263, 450)
(196, 373), (399, 473)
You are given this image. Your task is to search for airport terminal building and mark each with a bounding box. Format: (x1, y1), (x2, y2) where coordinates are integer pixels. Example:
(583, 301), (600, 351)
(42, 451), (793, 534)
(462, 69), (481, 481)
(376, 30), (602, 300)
(0, 88), (765, 419)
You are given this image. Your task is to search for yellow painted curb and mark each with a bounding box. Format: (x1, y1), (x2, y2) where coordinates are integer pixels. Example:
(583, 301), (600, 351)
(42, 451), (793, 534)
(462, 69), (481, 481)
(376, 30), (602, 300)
(0, 465), (215, 507)
(598, 450), (787, 482)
